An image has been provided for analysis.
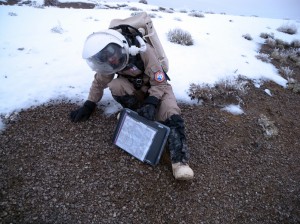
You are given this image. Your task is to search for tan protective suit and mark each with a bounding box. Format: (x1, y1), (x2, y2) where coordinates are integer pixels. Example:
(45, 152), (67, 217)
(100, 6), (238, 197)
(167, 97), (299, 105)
(87, 43), (181, 122)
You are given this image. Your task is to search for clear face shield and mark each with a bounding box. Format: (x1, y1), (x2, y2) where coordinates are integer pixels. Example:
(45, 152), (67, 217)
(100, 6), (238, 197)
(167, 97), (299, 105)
(86, 43), (129, 75)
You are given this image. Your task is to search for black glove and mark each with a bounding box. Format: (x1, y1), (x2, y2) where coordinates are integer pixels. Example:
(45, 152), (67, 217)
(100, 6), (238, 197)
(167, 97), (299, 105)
(70, 100), (96, 122)
(137, 96), (159, 121)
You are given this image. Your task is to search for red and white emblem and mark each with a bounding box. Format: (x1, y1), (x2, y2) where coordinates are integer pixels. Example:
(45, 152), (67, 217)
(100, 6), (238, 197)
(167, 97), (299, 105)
(154, 71), (165, 82)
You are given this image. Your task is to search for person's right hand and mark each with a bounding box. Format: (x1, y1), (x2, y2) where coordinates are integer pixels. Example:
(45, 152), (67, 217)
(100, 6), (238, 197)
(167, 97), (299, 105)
(70, 100), (96, 122)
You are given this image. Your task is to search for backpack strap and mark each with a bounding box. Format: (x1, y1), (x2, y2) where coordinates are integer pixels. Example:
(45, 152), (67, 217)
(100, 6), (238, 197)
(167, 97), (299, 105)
(129, 54), (145, 71)
(111, 24), (143, 37)
(111, 24), (145, 71)
(110, 24), (144, 47)
(111, 24), (170, 80)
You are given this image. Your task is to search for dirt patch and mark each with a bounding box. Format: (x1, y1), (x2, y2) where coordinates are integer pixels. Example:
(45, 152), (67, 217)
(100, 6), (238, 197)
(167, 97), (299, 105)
(0, 0), (19, 6)
(56, 2), (95, 9)
(0, 0), (96, 8)
(1, 73), (300, 223)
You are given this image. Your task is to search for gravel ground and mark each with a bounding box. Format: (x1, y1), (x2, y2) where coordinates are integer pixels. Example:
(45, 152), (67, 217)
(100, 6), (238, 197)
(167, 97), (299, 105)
(1, 78), (300, 223)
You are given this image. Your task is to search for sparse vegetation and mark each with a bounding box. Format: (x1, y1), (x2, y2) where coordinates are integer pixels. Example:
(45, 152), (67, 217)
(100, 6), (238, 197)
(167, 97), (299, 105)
(279, 66), (294, 79)
(265, 35), (300, 50)
(117, 4), (127, 7)
(148, 13), (157, 18)
(188, 11), (205, 18)
(188, 76), (249, 105)
(259, 32), (300, 94)
(277, 23), (298, 35)
(128, 6), (142, 11)
(286, 78), (300, 93)
(270, 48), (283, 61)
(138, 0), (148, 4)
(158, 7), (174, 13)
(258, 114), (279, 138)
(291, 39), (300, 48)
(260, 32), (274, 39)
(242, 33), (252, 41)
(265, 38), (277, 47)
(44, 0), (59, 6)
(51, 22), (65, 34)
(269, 44), (300, 65)
(167, 28), (193, 46)
(8, 12), (17, 16)
(275, 38), (290, 49)
(256, 53), (271, 63)
(174, 17), (182, 21)
(179, 9), (187, 13)
(130, 12), (156, 18)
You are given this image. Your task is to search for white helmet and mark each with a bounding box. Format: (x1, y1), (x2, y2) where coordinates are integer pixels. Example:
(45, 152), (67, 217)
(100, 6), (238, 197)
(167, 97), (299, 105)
(82, 29), (129, 75)
(82, 29), (147, 75)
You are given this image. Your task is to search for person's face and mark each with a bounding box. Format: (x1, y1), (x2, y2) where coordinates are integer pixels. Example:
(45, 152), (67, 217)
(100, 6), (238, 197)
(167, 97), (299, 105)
(107, 52), (120, 65)
(100, 44), (121, 65)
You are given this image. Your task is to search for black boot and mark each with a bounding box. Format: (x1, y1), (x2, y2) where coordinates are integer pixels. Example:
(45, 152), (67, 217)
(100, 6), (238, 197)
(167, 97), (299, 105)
(165, 114), (190, 163)
(164, 114), (194, 180)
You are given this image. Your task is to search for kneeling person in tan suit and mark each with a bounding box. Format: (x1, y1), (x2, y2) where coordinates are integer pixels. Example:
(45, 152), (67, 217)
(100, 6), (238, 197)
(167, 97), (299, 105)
(70, 29), (194, 180)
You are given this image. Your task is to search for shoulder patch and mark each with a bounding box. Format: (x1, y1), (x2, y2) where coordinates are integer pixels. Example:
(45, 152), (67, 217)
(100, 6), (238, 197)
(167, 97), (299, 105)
(154, 71), (165, 82)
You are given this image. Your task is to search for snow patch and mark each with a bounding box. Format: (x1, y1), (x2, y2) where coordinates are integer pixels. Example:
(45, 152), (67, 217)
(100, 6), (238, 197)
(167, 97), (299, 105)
(221, 104), (244, 115)
(264, 89), (272, 96)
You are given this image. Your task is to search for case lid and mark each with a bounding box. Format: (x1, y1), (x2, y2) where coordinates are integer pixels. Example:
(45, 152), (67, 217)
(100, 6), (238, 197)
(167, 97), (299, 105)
(112, 108), (170, 166)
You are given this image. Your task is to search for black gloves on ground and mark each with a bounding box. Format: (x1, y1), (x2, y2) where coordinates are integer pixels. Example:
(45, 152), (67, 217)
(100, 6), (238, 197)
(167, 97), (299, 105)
(70, 100), (96, 122)
(137, 96), (159, 121)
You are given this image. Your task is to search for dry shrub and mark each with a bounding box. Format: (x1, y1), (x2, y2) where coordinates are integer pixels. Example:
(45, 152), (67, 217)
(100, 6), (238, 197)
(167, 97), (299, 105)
(158, 7), (174, 13)
(270, 48), (281, 59)
(51, 22), (65, 34)
(128, 6), (142, 11)
(258, 114), (279, 138)
(256, 53), (271, 63)
(265, 38), (276, 47)
(174, 17), (182, 21)
(265, 35), (300, 65)
(275, 38), (290, 49)
(8, 12), (17, 16)
(271, 47), (300, 64)
(188, 11), (205, 18)
(138, 0), (148, 4)
(242, 33), (252, 41)
(188, 76), (249, 105)
(260, 32), (274, 39)
(167, 28), (193, 46)
(179, 9), (188, 13)
(44, 0), (59, 6)
(277, 23), (298, 35)
(279, 66), (294, 79)
(291, 40), (300, 48)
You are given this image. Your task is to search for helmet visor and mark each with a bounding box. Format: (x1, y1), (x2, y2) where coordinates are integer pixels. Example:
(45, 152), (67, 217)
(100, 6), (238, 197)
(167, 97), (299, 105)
(86, 43), (128, 75)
